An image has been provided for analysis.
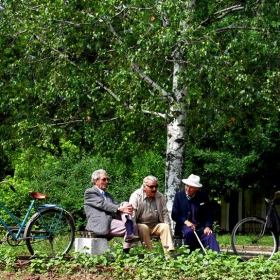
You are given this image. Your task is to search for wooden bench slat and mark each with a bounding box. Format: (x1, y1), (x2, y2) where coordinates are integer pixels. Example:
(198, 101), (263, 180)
(77, 231), (183, 239)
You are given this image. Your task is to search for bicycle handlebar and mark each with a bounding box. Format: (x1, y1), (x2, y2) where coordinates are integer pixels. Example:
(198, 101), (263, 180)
(0, 181), (16, 192)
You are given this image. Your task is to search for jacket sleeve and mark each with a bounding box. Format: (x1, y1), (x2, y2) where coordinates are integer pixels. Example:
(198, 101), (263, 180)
(172, 192), (190, 224)
(129, 190), (139, 223)
(161, 195), (171, 225)
(84, 188), (119, 214)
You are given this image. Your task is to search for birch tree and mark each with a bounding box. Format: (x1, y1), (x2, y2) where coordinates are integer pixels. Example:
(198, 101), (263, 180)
(1, 0), (280, 208)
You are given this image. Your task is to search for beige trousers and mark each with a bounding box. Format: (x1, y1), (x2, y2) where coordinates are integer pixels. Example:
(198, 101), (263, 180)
(137, 223), (174, 253)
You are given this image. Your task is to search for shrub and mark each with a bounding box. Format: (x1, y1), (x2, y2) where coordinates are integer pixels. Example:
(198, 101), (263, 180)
(3, 142), (165, 230)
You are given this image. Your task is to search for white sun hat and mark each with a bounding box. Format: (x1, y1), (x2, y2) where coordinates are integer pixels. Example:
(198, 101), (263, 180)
(182, 174), (202, 188)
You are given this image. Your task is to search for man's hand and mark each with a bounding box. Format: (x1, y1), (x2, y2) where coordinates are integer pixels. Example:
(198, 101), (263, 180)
(119, 203), (133, 215)
(184, 220), (195, 230)
(204, 227), (212, 235)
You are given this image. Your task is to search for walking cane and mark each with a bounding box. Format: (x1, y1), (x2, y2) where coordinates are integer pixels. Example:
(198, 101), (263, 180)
(193, 230), (207, 255)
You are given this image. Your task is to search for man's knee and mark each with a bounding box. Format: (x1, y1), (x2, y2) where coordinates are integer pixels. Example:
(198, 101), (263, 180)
(160, 223), (171, 232)
(184, 232), (194, 239)
(206, 233), (217, 242)
(183, 227), (195, 238)
(137, 223), (149, 233)
(120, 201), (129, 206)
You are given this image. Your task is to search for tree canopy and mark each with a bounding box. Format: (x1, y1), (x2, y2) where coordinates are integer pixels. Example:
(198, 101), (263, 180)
(1, 0), (280, 203)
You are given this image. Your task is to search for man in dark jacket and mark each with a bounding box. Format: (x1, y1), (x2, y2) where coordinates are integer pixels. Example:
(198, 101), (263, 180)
(171, 174), (220, 253)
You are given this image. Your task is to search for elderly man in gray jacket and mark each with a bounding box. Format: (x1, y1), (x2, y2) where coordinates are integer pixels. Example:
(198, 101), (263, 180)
(84, 169), (139, 253)
(129, 175), (174, 253)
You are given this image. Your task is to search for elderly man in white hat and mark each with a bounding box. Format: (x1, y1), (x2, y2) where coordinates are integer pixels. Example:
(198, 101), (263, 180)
(171, 174), (220, 253)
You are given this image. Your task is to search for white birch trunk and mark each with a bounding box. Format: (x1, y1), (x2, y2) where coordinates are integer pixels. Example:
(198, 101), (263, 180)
(165, 53), (187, 213)
(164, 2), (194, 217)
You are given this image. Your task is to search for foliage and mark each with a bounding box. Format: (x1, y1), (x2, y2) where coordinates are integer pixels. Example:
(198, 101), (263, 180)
(0, 178), (33, 226)
(183, 112), (280, 195)
(0, 144), (165, 230)
(1, 239), (280, 279)
(1, 0), (280, 196)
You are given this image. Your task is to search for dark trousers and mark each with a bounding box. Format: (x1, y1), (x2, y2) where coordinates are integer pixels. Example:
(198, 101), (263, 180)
(182, 225), (220, 253)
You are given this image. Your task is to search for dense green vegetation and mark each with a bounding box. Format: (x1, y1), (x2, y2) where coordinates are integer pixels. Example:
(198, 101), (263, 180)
(0, 238), (280, 279)
(1, 1), (280, 277)
(1, 1), (280, 228)
(0, 148), (165, 230)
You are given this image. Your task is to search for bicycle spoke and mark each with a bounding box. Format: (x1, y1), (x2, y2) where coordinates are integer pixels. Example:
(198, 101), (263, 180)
(24, 208), (75, 257)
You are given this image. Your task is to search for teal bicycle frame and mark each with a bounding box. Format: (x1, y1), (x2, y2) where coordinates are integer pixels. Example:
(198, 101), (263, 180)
(0, 200), (62, 241)
(0, 199), (36, 240)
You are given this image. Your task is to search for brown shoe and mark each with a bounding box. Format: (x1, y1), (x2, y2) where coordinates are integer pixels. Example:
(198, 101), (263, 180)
(125, 234), (140, 242)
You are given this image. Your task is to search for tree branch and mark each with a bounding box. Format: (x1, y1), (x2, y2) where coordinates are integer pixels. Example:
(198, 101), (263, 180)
(130, 62), (171, 99)
(34, 34), (77, 66)
(199, 5), (244, 27)
(165, 56), (190, 64)
(214, 104), (265, 112)
(54, 19), (82, 27)
(216, 26), (280, 34)
(96, 80), (133, 110)
(29, 117), (119, 129)
(96, 80), (169, 120)
(93, 13), (174, 101)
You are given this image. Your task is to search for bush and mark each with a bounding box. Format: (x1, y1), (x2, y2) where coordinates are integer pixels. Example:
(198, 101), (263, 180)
(3, 143), (165, 230)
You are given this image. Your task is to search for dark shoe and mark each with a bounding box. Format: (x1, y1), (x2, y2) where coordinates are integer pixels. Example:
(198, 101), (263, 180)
(123, 248), (130, 254)
(125, 234), (140, 242)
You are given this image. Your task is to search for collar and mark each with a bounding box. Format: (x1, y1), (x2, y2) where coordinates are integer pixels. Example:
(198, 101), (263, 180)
(186, 192), (196, 200)
(94, 186), (104, 195)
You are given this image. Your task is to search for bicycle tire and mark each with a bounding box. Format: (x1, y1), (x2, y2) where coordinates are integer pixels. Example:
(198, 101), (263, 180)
(231, 217), (278, 261)
(24, 208), (75, 257)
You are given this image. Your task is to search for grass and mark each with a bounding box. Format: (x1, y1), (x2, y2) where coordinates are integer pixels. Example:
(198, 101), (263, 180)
(0, 232), (76, 257)
(233, 234), (276, 246)
(216, 234), (231, 245)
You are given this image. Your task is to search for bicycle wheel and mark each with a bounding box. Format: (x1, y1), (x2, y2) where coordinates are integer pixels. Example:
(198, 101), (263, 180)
(231, 217), (278, 261)
(24, 208), (75, 257)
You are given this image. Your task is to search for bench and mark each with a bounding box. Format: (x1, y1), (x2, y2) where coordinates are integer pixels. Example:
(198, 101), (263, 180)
(77, 231), (183, 239)
(75, 231), (183, 255)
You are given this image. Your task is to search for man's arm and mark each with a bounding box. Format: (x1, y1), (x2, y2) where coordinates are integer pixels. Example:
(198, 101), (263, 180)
(160, 195), (171, 225)
(171, 193), (189, 224)
(84, 188), (119, 213)
(129, 190), (139, 222)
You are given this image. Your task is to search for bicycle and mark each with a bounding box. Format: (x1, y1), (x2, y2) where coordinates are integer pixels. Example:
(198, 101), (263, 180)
(231, 190), (280, 261)
(0, 181), (76, 257)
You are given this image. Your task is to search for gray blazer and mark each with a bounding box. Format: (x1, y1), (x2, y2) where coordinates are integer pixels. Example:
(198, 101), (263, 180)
(84, 186), (120, 235)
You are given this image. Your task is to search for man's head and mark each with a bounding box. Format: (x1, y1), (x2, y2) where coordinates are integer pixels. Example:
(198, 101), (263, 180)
(182, 174), (202, 197)
(91, 169), (109, 190)
(143, 175), (158, 198)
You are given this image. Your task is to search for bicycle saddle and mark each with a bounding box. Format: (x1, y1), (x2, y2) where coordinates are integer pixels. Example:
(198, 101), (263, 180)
(29, 190), (48, 200)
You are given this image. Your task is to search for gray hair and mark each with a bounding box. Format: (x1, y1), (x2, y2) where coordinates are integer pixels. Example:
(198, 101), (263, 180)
(91, 169), (107, 183)
(143, 175), (158, 186)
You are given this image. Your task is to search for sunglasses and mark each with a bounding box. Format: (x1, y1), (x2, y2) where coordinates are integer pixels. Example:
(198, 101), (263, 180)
(100, 178), (109, 182)
(146, 184), (158, 189)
